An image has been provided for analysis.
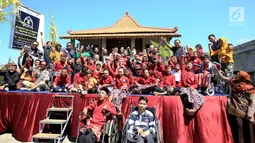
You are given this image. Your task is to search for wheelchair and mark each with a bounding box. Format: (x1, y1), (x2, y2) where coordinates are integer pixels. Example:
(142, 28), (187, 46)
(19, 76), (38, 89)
(75, 108), (121, 143)
(121, 106), (163, 143)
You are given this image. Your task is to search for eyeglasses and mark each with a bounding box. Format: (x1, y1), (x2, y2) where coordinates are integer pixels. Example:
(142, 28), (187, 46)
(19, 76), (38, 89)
(41, 64), (46, 66)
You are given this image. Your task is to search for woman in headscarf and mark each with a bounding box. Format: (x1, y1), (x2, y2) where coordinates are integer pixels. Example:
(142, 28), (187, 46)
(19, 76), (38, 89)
(214, 67), (255, 143)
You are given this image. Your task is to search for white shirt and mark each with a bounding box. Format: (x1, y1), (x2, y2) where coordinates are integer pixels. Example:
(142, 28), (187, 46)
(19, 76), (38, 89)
(172, 70), (181, 82)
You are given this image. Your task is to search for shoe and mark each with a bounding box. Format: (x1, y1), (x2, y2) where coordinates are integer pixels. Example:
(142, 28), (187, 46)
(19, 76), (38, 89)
(81, 90), (88, 95)
(58, 89), (62, 92)
(63, 89), (68, 93)
(36, 87), (40, 92)
(4, 87), (9, 91)
(20, 87), (28, 91)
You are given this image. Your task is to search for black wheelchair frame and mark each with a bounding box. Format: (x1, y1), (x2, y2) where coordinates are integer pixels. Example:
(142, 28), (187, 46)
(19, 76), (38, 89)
(75, 108), (121, 143)
(121, 106), (163, 143)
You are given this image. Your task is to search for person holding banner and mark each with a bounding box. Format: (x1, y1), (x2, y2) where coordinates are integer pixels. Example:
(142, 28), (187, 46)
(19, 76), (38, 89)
(21, 41), (43, 66)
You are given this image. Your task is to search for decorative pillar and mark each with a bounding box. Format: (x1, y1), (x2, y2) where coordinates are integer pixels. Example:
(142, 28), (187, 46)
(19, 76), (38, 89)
(102, 38), (106, 49)
(131, 38), (135, 48)
(71, 39), (75, 49)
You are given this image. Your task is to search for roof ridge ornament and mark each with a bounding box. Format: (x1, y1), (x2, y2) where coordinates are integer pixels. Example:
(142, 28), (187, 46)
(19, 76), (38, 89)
(126, 11), (128, 15)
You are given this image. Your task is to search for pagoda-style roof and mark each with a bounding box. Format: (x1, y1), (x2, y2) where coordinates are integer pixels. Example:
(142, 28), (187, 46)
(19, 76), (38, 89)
(60, 12), (181, 39)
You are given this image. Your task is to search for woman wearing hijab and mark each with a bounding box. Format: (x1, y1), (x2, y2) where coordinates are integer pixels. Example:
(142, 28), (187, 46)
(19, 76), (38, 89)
(214, 67), (255, 143)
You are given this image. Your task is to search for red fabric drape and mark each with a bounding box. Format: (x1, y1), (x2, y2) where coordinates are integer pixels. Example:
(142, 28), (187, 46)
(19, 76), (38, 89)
(0, 92), (236, 142)
(0, 92), (52, 142)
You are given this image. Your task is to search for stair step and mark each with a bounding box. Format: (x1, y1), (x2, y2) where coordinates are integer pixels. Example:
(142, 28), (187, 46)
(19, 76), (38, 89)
(40, 119), (67, 124)
(47, 107), (73, 112)
(32, 133), (60, 139)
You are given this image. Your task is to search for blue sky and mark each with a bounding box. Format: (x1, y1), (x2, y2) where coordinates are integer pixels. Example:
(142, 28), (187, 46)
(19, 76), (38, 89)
(0, 0), (255, 64)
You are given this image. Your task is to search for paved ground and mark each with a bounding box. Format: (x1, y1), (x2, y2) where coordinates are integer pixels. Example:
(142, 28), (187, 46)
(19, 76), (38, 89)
(0, 133), (72, 143)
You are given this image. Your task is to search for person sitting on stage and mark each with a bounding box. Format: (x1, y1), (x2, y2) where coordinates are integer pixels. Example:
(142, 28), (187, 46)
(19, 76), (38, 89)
(110, 68), (129, 113)
(69, 67), (88, 93)
(99, 69), (114, 87)
(53, 53), (72, 76)
(134, 69), (166, 95)
(179, 53), (204, 119)
(0, 62), (20, 91)
(127, 96), (156, 143)
(197, 55), (213, 92)
(84, 70), (98, 93)
(50, 43), (63, 64)
(159, 66), (179, 95)
(124, 69), (135, 86)
(192, 51), (202, 74)
(22, 61), (50, 91)
(78, 87), (117, 143)
(52, 67), (71, 92)
(172, 64), (181, 86)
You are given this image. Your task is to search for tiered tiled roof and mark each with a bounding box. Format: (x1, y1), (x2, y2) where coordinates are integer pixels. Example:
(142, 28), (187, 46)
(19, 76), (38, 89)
(60, 12), (181, 39)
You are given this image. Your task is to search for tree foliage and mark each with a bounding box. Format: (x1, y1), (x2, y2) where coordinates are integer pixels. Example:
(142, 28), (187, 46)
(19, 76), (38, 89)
(150, 40), (173, 58)
(0, 0), (21, 23)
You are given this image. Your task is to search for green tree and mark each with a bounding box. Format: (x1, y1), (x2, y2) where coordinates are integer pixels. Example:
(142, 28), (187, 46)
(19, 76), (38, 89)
(0, 0), (21, 23)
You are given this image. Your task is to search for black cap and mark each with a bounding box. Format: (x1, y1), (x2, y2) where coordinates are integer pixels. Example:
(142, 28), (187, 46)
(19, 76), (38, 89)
(100, 87), (110, 95)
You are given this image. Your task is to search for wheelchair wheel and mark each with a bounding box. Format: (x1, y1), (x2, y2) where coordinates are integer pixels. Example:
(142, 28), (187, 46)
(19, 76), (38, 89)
(108, 119), (120, 143)
(218, 80), (229, 94)
(205, 83), (215, 96)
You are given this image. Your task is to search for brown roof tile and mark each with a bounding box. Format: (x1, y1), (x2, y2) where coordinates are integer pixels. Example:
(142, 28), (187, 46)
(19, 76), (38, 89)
(66, 12), (179, 35)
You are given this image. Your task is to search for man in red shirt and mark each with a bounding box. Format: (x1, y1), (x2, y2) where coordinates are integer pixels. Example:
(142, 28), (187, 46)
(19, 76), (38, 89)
(53, 53), (72, 76)
(52, 68), (71, 92)
(99, 69), (114, 87)
(113, 68), (129, 91)
(69, 67), (88, 93)
(79, 87), (117, 143)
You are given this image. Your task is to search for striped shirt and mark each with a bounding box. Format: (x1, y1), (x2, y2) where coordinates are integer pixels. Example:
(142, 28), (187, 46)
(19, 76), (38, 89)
(127, 110), (156, 136)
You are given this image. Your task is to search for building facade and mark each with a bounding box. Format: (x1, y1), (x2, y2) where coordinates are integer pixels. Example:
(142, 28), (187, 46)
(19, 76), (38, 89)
(60, 12), (181, 52)
(234, 40), (255, 84)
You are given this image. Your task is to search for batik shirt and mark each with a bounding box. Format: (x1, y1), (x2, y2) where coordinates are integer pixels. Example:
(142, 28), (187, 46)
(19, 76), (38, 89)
(35, 68), (50, 84)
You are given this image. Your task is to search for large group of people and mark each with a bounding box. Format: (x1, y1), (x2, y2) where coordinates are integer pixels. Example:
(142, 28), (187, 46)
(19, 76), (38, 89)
(0, 33), (254, 143)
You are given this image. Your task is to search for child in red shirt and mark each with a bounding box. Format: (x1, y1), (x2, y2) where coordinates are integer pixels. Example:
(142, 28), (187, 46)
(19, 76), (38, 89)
(160, 66), (180, 95)
(99, 69), (114, 87)
(195, 44), (204, 60)
(134, 69), (165, 95)
(69, 67), (87, 93)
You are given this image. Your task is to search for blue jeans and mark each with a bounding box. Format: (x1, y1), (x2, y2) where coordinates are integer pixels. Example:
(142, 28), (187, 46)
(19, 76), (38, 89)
(53, 86), (66, 92)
